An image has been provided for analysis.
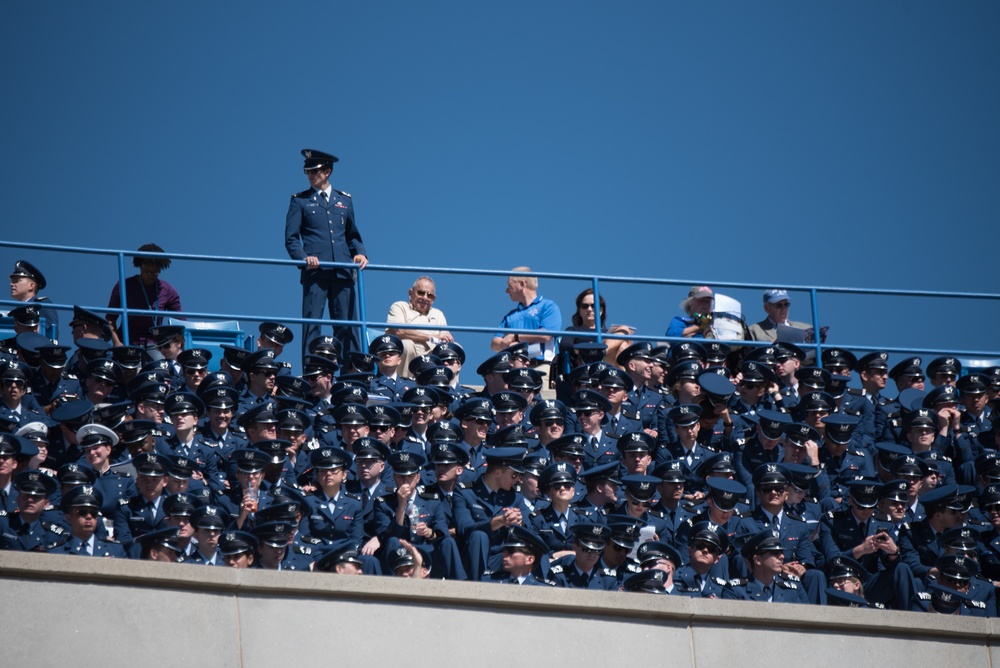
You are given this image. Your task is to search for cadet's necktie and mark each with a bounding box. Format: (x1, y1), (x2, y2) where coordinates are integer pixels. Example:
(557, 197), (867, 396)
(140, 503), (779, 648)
(610, 416), (618, 432)
(321, 191), (329, 203)
(559, 515), (567, 534)
(762, 585), (772, 601)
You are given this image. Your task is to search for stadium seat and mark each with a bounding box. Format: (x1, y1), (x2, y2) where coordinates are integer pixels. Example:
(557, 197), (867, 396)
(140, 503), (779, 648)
(163, 316), (252, 371)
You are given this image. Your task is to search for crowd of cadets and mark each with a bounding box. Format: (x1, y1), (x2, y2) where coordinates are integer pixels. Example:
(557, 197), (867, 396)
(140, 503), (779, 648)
(1, 296), (999, 617)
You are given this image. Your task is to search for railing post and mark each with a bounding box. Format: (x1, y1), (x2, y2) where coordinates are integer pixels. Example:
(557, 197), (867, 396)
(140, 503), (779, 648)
(809, 288), (822, 362)
(118, 252), (130, 345)
(592, 276), (603, 344)
(357, 267), (368, 349)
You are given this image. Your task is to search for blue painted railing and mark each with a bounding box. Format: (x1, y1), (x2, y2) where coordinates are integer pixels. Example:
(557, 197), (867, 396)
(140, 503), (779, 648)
(2, 239), (1000, 362)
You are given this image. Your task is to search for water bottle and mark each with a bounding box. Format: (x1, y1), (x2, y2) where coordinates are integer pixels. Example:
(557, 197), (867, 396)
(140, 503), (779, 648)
(407, 498), (420, 539)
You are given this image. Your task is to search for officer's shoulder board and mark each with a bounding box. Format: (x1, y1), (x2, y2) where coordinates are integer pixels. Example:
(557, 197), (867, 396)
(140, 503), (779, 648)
(343, 492), (362, 502)
(300, 535), (325, 546)
(968, 599), (987, 609)
(917, 591), (931, 601)
(293, 189), (313, 199)
(782, 573), (801, 582)
(848, 448), (866, 457)
(549, 564), (565, 574)
(713, 577), (727, 586)
(333, 189), (351, 198)
(42, 522), (65, 536)
(418, 486), (441, 500)
(775, 578), (800, 590)
(847, 388), (864, 396)
(622, 408), (640, 421)
(292, 544), (312, 555)
(785, 510), (805, 523)
(728, 578), (746, 587)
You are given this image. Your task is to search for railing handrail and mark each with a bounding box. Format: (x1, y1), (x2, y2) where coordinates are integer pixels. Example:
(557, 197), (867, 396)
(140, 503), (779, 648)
(3, 238), (999, 363)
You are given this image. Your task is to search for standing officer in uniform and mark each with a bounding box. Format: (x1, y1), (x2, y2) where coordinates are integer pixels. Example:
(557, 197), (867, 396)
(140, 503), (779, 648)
(284, 149), (368, 360)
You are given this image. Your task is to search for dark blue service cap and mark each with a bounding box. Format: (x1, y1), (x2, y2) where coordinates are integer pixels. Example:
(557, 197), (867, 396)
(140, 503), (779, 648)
(50, 398), (94, 425)
(782, 463), (819, 491)
(253, 439), (290, 465)
(220, 344), (251, 371)
(957, 373), (990, 395)
(795, 367), (831, 390)
(177, 348), (212, 370)
(315, 540), (365, 571)
(308, 335), (342, 357)
(652, 459), (686, 483)
(846, 480), (881, 508)
(238, 400), (279, 427)
(827, 555), (869, 581)
(483, 446), (527, 473)
(753, 463), (790, 488)
(165, 391), (205, 416)
(476, 351), (513, 376)
(232, 448), (270, 473)
(821, 413), (860, 444)
(926, 582), (970, 614)
(368, 333), (403, 356)
(667, 403), (702, 426)
(571, 523), (612, 550)
(301, 148), (338, 168)
(429, 441), (470, 466)
(504, 367), (543, 391)
(621, 474), (660, 501)
(923, 385), (959, 408)
(259, 321), (294, 346)
(739, 360), (775, 385)
(10, 259), (47, 290)
(571, 389), (611, 414)
(926, 356), (961, 378)
(402, 386), (439, 407)
(755, 409), (790, 437)
(415, 365), (454, 388)
(696, 452), (736, 478)
(427, 419), (464, 444)
(490, 391), (528, 413)
(501, 525), (549, 557)
(368, 403), (402, 427)
(13, 469), (57, 496)
(148, 325), (185, 346)
(889, 356), (924, 380)
(636, 540), (683, 568)
(578, 461), (621, 485)
(57, 462), (96, 485)
(740, 529), (784, 559)
(821, 348), (857, 371)
(388, 450), (427, 475)
(191, 504), (229, 529)
(783, 423), (820, 446)
(617, 431), (655, 454)
(432, 341), (466, 364)
(61, 484), (103, 510)
(352, 437), (390, 461)
(38, 344), (71, 367)
(310, 446), (352, 470)
(136, 527), (183, 554)
(218, 530), (258, 556)
(698, 372), (735, 398)
(529, 399), (566, 425)
(857, 351), (889, 371)
(547, 433), (587, 459)
(243, 348), (278, 372)
(666, 360), (702, 387)
(76, 337), (111, 357)
(86, 358), (121, 384)
(597, 367), (633, 392)
(9, 304), (41, 327)
(689, 521), (729, 552)
(163, 492), (200, 517)
(706, 477), (746, 511)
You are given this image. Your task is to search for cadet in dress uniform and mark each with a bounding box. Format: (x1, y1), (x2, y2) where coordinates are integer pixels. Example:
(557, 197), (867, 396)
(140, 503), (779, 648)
(0, 469), (67, 552)
(284, 148), (368, 358)
(486, 525), (554, 585)
(673, 522), (730, 598)
(530, 462), (599, 557)
(548, 523), (618, 590)
(723, 529), (810, 604)
(48, 485), (126, 558)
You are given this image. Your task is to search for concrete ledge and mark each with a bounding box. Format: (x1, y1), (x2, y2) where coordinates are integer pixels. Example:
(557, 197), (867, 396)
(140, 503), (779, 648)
(2, 551), (996, 667)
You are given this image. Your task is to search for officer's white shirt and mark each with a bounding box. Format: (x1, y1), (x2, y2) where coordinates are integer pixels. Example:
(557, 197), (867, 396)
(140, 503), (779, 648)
(317, 185), (332, 199)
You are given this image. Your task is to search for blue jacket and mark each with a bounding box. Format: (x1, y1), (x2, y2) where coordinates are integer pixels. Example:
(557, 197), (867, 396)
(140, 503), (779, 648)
(285, 187), (366, 280)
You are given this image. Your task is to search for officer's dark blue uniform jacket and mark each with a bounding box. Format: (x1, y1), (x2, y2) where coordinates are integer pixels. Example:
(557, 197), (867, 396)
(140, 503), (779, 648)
(674, 564), (727, 598)
(284, 188), (366, 280)
(529, 504), (599, 553)
(548, 554), (618, 590)
(304, 491), (364, 544)
(722, 574), (809, 603)
(0, 512), (67, 551)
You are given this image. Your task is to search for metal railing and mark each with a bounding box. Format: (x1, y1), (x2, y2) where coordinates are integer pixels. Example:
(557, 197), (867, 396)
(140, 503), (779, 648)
(2, 239), (1000, 363)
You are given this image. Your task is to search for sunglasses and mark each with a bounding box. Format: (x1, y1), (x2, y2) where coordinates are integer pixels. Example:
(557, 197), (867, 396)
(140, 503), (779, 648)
(629, 496), (654, 507)
(761, 486), (787, 495)
(577, 543), (604, 554)
(2, 378), (26, 388)
(549, 481), (575, 491)
(442, 358), (460, 366)
(692, 541), (721, 556)
(414, 289), (436, 300)
(577, 409), (599, 417)
(74, 508), (98, 518)
(579, 303), (596, 310)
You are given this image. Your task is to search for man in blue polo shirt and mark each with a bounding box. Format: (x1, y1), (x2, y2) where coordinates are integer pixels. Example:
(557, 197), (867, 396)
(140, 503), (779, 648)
(490, 267), (562, 384)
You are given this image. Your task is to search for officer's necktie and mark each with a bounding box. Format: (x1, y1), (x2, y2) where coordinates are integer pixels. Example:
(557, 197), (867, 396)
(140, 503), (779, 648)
(559, 515), (567, 534)
(321, 191), (329, 203)
(762, 585), (772, 601)
(611, 416), (618, 432)
(362, 489), (371, 505)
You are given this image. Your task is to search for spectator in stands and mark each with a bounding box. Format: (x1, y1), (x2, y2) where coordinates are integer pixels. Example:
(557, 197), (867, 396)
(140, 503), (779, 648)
(666, 286), (714, 339)
(8, 260), (58, 334)
(385, 276), (453, 379)
(284, 148), (368, 361)
(105, 244), (182, 355)
(491, 267), (562, 386)
(748, 289), (810, 342)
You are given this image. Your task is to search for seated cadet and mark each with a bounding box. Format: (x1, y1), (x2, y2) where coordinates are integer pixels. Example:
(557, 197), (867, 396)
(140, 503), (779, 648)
(48, 485), (126, 558)
(219, 530), (258, 568)
(595, 367), (641, 438)
(113, 452), (171, 550)
(146, 325), (184, 384)
(236, 349), (279, 416)
(727, 361), (776, 424)
(0, 469), (67, 552)
(647, 460), (694, 547)
(723, 529), (810, 604)
(529, 399), (568, 453)
(183, 505), (228, 566)
(255, 322), (294, 376)
(780, 424), (832, 512)
(0, 363), (49, 428)
(656, 404), (713, 495)
(303, 447), (365, 546)
(177, 348), (211, 394)
(782, 462), (825, 538)
(426, 442), (470, 538)
(874, 356), (924, 444)
(370, 451), (466, 580)
(136, 527), (183, 563)
(157, 392), (218, 489)
(486, 525), (552, 585)
(216, 449), (271, 530)
(825, 555), (884, 609)
(548, 524), (618, 590)
(277, 408), (311, 482)
(369, 335), (415, 402)
(570, 390), (617, 468)
(655, 360), (702, 443)
(572, 461), (621, 519)
(693, 373), (744, 454)
(301, 355), (338, 413)
(75, 424), (136, 521)
(251, 521), (311, 571)
(902, 408), (956, 486)
(618, 431), (655, 478)
(672, 522), (729, 598)
(432, 342), (476, 399)
(898, 484), (965, 587)
(938, 528), (997, 616)
(818, 413), (875, 502)
(453, 447), (532, 581)
(735, 409), (791, 496)
(314, 539), (366, 575)
(162, 493), (198, 561)
(346, 437), (391, 514)
(518, 453), (548, 512)
(82, 358), (122, 406)
(912, 554), (993, 617)
(530, 462), (598, 559)
(613, 475), (663, 535)
(401, 386), (437, 451)
(735, 464), (825, 604)
(633, 540), (685, 595)
(829, 373), (875, 453)
(675, 478), (746, 581)
(957, 373), (992, 438)
(598, 518), (643, 585)
(818, 480), (910, 609)
(772, 342), (805, 405)
(30, 344), (82, 413)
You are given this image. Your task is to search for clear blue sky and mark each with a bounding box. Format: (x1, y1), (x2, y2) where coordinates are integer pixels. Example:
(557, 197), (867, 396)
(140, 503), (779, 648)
(3, 2), (998, 375)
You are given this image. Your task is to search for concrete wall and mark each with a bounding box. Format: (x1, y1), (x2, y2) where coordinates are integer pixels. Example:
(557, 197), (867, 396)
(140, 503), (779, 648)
(2, 551), (996, 668)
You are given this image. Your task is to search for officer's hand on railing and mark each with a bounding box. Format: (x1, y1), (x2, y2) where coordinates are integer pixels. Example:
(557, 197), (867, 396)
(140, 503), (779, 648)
(305, 256), (320, 270)
(353, 254), (368, 270)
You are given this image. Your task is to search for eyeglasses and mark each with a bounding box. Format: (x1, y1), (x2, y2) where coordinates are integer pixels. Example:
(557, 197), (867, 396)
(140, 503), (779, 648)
(577, 543), (604, 554)
(371, 424), (393, 433)
(539, 419), (562, 427)
(773, 302), (790, 309)
(579, 303), (596, 310)
(442, 358), (460, 366)
(692, 541), (721, 556)
(2, 378), (26, 388)
(761, 486), (787, 495)
(550, 481), (575, 491)
(74, 508), (98, 518)
(414, 289), (436, 300)
(577, 409), (598, 417)
(184, 369), (206, 376)
(741, 382), (764, 390)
